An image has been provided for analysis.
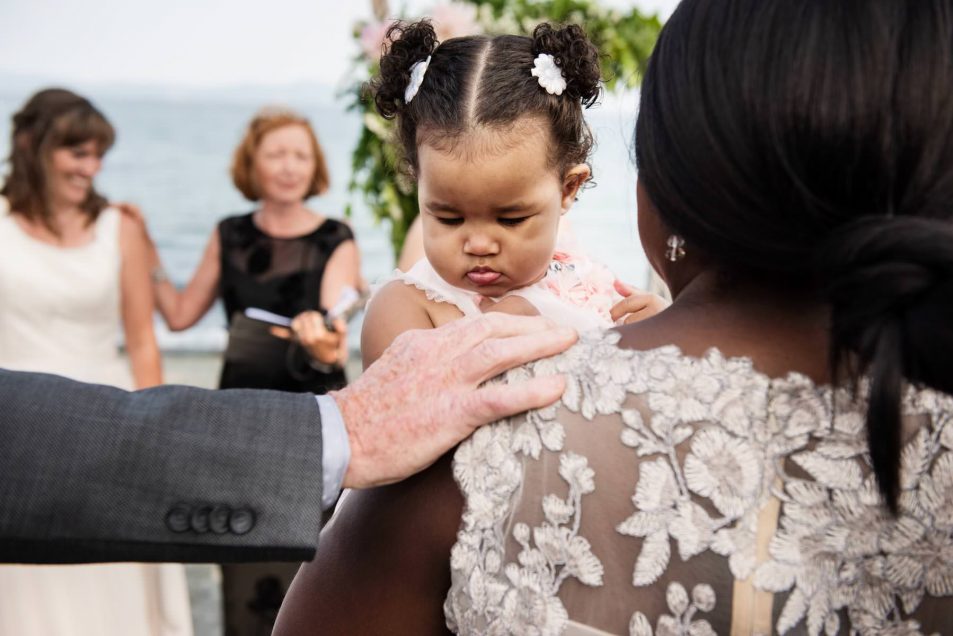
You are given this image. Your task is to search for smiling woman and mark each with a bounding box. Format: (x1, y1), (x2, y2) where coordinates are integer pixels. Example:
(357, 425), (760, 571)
(1, 89), (114, 236)
(0, 88), (191, 635)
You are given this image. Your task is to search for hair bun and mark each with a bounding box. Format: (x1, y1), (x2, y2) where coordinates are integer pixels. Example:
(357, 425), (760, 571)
(822, 216), (953, 374)
(531, 23), (602, 107)
(820, 215), (953, 511)
(372, 20), (439, 119)
(821, 216), (953, 323)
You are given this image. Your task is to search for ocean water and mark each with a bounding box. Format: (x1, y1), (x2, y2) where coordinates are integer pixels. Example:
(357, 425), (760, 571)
(0, 89), (648, 351)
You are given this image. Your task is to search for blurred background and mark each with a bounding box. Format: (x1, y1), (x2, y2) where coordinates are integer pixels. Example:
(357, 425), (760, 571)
(0, 0), (677, 362)
(0, 1), (677, 634)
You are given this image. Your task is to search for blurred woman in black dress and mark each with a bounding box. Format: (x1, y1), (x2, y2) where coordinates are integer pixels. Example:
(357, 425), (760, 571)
(142, 107), (363, 635)
(146, 107), (362, 393)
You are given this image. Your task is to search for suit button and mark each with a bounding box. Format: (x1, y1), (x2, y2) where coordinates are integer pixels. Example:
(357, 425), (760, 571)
(208, 505), (231, 534)
(229, 508), (256, 535)
(190, 505), (212, 534)
(165, 504), (191, 533)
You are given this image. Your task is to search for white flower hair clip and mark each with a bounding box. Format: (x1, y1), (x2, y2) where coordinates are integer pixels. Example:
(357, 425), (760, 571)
(531, 53), (567, 96)
(404, 55), (432, 103)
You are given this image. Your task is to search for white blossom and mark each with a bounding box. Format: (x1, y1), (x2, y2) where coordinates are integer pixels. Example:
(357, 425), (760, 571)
(530, 53), (567, 95)
(404, 55), (431, 103)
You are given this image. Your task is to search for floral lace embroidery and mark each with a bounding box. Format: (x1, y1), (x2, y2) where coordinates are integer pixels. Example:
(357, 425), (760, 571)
(630, 582), (717, 636)
(446, 400), (604, 634)
(444, 331), (953, 635)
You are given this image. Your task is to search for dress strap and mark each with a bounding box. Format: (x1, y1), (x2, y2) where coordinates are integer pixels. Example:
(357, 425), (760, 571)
(730, 482), (782, 636)
(93, 207), (121, 255)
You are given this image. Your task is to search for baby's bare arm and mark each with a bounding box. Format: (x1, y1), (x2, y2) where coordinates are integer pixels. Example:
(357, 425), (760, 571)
(361, 281), (436, 369)
(610, 280), (670, 324)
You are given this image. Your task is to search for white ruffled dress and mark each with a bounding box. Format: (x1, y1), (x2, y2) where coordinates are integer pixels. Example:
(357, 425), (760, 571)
(386, 244), (623, 333)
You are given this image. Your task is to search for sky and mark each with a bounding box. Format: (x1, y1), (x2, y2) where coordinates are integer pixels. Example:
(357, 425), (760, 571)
(0, 0), (679, 90)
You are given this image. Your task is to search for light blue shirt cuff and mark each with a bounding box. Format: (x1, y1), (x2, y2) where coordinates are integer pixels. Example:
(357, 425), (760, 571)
(316, 395), (350, 510)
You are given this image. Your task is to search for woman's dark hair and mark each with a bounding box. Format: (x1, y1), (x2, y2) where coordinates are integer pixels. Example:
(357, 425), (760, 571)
(636, 0), (953, 512)
(1, 88), (115, 235)
(370, 20), (602, 179)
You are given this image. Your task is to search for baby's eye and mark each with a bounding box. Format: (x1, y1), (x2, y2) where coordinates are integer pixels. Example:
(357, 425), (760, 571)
(436, 217), (464, 226)
(499, 217), (530, 227)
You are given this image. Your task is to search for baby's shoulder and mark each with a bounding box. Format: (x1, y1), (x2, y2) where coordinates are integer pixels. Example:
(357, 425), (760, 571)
(366, 279), (429, 321)
(363, 279), (469, 366)
(367, 278), (465, 328)
(376, 274), (470, 325)
(362, 280), (432, 367)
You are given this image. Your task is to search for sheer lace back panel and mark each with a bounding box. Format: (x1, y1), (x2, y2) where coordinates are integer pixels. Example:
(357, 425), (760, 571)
(444, 331), (953, 635)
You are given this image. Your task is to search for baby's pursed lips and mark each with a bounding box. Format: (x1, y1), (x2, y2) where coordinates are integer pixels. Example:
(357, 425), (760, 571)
(466, 267), (503, 286)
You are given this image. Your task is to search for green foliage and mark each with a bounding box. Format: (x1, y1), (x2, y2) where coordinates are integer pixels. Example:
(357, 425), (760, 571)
(347, 0), (661, 260)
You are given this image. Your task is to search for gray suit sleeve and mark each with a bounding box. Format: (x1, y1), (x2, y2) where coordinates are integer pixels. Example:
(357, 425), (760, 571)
(0, 369), (324, 564)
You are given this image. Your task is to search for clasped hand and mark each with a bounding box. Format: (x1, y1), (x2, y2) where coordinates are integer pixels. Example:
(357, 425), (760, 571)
(270, 311), (347, 367)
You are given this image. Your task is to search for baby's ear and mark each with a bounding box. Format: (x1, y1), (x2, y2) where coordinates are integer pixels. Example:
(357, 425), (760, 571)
(561, 164), (591, 211)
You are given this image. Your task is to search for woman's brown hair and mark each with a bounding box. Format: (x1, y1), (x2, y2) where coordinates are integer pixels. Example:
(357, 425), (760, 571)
(1, 88), (115, 235)
(230, 108), (330, 201)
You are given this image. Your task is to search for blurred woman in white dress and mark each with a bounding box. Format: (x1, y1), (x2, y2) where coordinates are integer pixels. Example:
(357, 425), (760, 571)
(0, 88), (192, 636)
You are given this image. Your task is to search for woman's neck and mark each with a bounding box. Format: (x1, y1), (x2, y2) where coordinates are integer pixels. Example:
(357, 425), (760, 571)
(254, 200), (323, 237)
(49, 201), (86, 224)
(675, 270), (822, 311)
(619, 270), (832, 382)
(14, 200), (91, 246)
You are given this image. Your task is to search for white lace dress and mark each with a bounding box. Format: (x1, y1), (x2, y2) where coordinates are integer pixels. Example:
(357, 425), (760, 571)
(0, 201), (193, 636)
(444, 331), (953, 635)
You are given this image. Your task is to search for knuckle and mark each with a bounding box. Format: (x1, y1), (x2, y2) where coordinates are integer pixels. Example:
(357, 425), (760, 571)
(474, 340), (503, 365)
(478, 391), (509, 421)
(472, 314), (498, 338)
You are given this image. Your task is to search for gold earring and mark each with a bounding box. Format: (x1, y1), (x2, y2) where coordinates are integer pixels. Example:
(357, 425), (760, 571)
(665, 234), (686, 262)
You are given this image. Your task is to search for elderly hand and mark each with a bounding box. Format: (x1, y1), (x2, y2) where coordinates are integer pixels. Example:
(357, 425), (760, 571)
(334, 313), (577, 489)
(609, 279), (670, 324)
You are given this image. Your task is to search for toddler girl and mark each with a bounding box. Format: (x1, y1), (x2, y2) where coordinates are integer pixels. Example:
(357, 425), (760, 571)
(363, 20), (664, 365)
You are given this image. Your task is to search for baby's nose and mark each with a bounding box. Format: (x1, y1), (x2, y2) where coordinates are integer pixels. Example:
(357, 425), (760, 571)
(464, 233), (499, 255)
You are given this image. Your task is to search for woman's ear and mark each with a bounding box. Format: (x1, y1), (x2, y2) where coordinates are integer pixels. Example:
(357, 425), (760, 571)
(560, 164), (591, 212)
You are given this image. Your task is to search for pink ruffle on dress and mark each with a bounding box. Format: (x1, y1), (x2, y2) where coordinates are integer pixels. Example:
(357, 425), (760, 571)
(387, 237), (622, 333)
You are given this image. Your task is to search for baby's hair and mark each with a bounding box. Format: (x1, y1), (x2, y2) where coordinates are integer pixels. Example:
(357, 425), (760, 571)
(370, 20), (602, 181)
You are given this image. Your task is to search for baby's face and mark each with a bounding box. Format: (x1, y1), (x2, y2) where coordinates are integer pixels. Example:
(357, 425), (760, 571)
(417, 122), (576, 298)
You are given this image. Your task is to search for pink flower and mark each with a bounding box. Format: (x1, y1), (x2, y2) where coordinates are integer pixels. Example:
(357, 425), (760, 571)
(360, 20), (395, 62)
(432, 2), (481, 41)
(543, 257), (620, 322)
